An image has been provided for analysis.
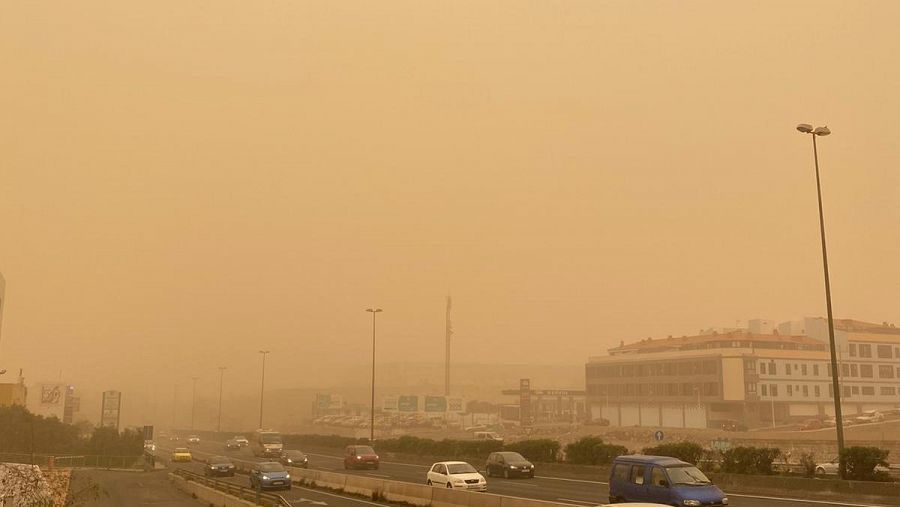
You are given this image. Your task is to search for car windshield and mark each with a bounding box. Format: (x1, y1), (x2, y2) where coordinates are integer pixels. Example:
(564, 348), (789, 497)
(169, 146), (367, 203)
(174, 448), (189, 453)
(447, 463), (478, 474)
(209, 456), (231, 465)
(356, 446), (375, 454)
(261, 434), (282, 444)
(259, 463), (285, 472)
(666, 466), (711, 485)
(284, 451), (305, 457)
(499, 452), (526, 462)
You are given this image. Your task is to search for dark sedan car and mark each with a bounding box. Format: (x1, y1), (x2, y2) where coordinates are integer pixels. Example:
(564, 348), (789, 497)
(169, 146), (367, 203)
(224, 439), (241, 451)
(485, 451), (534, 478)
(280, 450), (309, 468)
(204, 456), (235, 477)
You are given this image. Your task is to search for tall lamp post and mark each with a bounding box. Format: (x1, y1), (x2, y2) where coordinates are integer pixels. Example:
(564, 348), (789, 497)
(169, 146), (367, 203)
(365, 308), (383, 443)
(217, 366), (227, 433)
(190, 377), (199, 431)
(258, 350), (270, 429)
(797, 123), (845, 478)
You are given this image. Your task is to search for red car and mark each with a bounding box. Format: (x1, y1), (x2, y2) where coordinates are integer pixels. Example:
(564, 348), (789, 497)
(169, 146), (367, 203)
(343, 445), (379, 470)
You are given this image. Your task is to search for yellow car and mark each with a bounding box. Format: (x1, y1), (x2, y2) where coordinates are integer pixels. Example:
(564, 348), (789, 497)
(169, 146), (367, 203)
(171, 447), (193, 462)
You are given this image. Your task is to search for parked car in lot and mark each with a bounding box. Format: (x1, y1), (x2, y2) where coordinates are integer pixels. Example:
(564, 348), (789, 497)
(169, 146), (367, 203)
(280, 450), (309, 468)
(815, 457), (890, 476)
(143, 440), (157, 452)
(186, 435), (200, 446)
(343, 445), (379, 470)
(854, 410), (885, 424)
(234, 436), (250, 447)
(204, 456), (235, 477)
(473, 431), (503, 443)
(721, 419), (747, 432)
(484, 451), (534, 478)
(426, 461), (487, 491)
(801, 419), (825, 431)
(609, 455), (728, 506)
(225, 439), (241, 451)
(249, 462), (291, 490)
(170, 448), (193, 463)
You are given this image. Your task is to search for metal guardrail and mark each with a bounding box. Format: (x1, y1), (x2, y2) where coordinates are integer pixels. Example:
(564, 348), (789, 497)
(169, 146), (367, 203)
(0, 452), (144, 470)
(173, 468), (292, 507)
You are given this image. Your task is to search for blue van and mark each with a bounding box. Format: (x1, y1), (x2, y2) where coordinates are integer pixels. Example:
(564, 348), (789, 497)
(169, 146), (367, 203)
(608, 455), (728, 506)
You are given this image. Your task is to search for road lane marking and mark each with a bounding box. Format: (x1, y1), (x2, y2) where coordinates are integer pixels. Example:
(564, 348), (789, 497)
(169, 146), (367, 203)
(536, 475), (608, 485)
(726, 493), (886, 507)
(556, 498), (599, 505)
(307, 453), (429, 468)
(364, 473), (391, 478)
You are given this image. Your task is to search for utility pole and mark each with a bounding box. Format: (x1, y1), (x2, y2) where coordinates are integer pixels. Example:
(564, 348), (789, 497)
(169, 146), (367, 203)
(444, 295), (452, 396)
(365, 308), (382, 443)
(191, 377), (198, 431)
(258, 351), (270, 429)
(217, 367), (226, 433)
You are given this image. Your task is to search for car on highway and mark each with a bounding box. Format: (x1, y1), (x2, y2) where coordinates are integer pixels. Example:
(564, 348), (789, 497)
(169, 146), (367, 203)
(815, 457), (890, 476)
(473, 431), (503, 443)
(186, 435), (200, 446)
(854, 410), (885, 424)
(609, 455), (728, 506)
(280, 450), (309, 468)
(234, 435), (249, 447)
(143, 440), (157, 452)
(597, 504), (671, 507)
(224, 439), (241, 451)
(426, 461), (487, 491)
(204, 456), (235, 477)
(484, 451), (534, 478)
(170, 447), (193, 463)
(343, 445), (379, 470)
(249, 462), (291, 491)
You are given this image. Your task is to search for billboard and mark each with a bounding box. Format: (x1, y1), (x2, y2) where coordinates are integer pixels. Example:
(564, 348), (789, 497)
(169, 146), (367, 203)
(316, 394), (344, 411)
(447, 397), (463, 413)
(383, 395), (399, 412)
(520, 379), (532, 426)
(397, 395), (419, 412)
(40, 384), (64, 406)
(424, 396), (447, 413)
(100, 391), (122, 430)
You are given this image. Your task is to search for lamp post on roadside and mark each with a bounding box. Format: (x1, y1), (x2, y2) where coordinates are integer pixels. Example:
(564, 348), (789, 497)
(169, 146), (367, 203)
(258, 350), (270, 429)
(365, 308), (383, 443)
(217, 367), (227, 433)
(191, 377), (198, 431)
(796, 123), (846, 478)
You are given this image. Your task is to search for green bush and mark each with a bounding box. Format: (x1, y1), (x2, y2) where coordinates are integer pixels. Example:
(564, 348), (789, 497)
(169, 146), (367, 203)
(503, 439), (560, 463)
(282, 434), (365, 449)
(641, 442), (704, 465)
(722, 446), (780, 475)
(564, 436), (628, 465)
(798, 452), (817, 478)
(373, 435), (502, 458)
(841, 446), (890, 482)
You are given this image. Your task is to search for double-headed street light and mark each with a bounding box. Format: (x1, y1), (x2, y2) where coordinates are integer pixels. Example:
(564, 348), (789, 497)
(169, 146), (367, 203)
(258, 350), (270, 429)
(217, 366), (227, 433)
(796, 123), (845, 478)
(190, 377), (199, 431)
(366, 308), (383, 443)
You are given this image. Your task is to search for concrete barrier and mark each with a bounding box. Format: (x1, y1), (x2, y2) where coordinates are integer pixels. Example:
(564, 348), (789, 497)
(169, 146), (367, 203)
(431, 485), (482, 507)
(168, 473), (258, 507)
(709, 472), (900, 504)
(498, 496), (573, 507)
(343, 473), (383, 497)
(311, 469), (348, 491)
(381, 480), (434, 506)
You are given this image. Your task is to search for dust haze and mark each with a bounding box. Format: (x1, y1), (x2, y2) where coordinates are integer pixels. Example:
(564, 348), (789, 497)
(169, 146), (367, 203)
(1, 1), (899, 427)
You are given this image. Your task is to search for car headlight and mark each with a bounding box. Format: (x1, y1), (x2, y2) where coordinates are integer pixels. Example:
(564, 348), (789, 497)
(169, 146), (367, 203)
(287, 459), (292, 463)
(722, 498), (729, 505)
(262, 475), (270, 480)
(285, 474), (291, 480)
(683, 500), (701, 507)
(509, 465), (518, 469)
(356, 456), (362, 460)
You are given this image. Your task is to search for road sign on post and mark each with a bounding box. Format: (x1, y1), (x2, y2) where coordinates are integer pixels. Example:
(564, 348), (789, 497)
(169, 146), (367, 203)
(654, 430), (664, 442)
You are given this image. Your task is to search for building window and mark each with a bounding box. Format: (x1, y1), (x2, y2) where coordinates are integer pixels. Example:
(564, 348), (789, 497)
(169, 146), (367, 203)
(746, 383), (756, 394)
(878, 365), (894, 378)
(877, 345), (892, 359)
(859, 344), (872, 358)
(801, 364), (808, 376)
(787, 385), (793, 396)
(814, 385), (821, 397)
(785, 363), (792, 375)
(769, 361), (776, 373)
(771, 384), (778, 397)
(851, 386), (860, 395)
(850, 364), (859, 377)
(813, 364), (820, 376)
(843, 386), (852, 397)
(860, 364), (873, 378)
(802, 385), (809, 397)
(760, 363), (767, 375)
(841, 364), (850, 377)
(849, 343), (857, 357)
(881, 387), (896, 396)
(761, 384), (768, 396)
(828, 384), (833, 398)
(703, 361), (717, 374)
(861, 386), (875, 396)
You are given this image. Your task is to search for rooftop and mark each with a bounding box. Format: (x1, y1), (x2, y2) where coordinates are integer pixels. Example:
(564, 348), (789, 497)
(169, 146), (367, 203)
(607, 330), (825, 356)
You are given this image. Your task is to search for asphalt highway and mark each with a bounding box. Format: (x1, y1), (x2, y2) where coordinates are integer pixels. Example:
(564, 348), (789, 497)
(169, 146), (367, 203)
(158, 439), (892, 507)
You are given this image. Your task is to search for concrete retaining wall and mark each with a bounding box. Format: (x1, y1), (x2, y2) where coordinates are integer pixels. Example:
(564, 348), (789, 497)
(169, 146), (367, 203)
(710, 472), (900, 504)
(169, 473), (258, 507)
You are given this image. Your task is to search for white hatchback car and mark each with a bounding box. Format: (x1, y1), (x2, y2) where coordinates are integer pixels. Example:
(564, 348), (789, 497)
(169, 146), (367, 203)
(426, 461), (487, 491)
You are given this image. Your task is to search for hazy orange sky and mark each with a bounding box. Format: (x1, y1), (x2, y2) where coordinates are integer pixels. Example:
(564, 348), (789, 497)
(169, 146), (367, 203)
(1, 1), (899, 402)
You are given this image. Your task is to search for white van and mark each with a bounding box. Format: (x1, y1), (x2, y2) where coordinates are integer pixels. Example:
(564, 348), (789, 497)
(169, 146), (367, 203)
(474, 431), (503, 443)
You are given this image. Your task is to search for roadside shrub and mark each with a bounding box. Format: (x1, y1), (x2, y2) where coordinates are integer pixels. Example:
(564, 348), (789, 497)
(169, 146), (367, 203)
(376, 435), (502, 458)
(282, 434), (364, 449)
(641, 442), (704, 465)
(722, 446), (780, 475)
(503, 439), (560, 463)
(841, 446), (890, 482)
(798, 452), (817, 478)
(564, 436), (628, 465)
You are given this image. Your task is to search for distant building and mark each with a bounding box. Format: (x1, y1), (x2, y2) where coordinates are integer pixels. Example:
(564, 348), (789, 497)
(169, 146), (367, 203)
(585, 318), (900, 429)
(0, 272), (5, 354)
(0, 378), (26, 408)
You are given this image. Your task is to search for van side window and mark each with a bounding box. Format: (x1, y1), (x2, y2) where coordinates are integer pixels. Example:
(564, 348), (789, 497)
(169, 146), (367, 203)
(651, 466), (667, 487)
(631, 465), (645, 485)
(613, 464), (629, 482)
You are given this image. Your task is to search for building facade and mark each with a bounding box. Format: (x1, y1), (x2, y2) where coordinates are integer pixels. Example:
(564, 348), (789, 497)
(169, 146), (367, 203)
(586, 318), (900, 429)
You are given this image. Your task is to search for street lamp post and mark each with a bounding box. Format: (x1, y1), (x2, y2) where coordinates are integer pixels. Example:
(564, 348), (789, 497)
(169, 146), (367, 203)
(217, 367), (227, 433)
(191, 377), (198, 431)
(797, 123), (846, 478)
(365, 308), (383, 443)
(258, 350), (270, 429)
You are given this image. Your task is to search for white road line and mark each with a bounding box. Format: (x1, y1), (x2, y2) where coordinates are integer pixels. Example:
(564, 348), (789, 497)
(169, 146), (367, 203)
(535, 475), (608, 485)
(364, 473), (391, 478)
(307, 453), (428, 468)
(726, 493), (887, 507)
(292, 485), (385, 506)
(556, 498), (599, 506)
